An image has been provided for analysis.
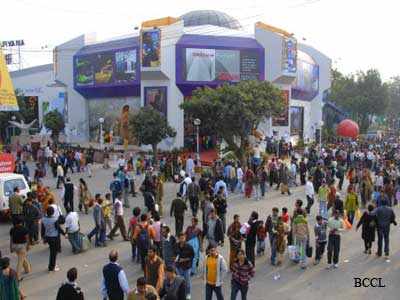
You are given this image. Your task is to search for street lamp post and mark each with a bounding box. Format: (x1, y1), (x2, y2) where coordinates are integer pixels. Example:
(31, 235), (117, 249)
(319, 120), (324, 149)
(193, 118), (201, 160)
(99, 117), (104, 149)
(11, 115), (16, 137)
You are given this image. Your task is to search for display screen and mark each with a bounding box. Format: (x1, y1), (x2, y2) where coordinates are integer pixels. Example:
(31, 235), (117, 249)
(290, 106), (304, 136)
(74, 48), (138, 88)
(144, 87), (167, 117)
(272, 90), (289, 127)
(183, 48), (260, 82)
(282, 37), (297, 74)
(141, 29), (161, 68)
(291, 50), (319, 101)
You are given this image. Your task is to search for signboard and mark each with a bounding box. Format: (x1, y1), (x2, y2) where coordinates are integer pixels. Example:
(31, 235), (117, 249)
(291, 50), (319, 101)
(74, 47), (139, 88)
(144, 87), (167, 117)
(282, 37), (297, 75)
(290, 106), (304, 136)
(141, 29), (161, 68)
(0, 153), (15, 173)
(1, 40), (25, 48)
(24, 96), (38, 123)
(183, 48), (260, 82)
(0, 49), (18, 111)
(272, 90), (289, 127)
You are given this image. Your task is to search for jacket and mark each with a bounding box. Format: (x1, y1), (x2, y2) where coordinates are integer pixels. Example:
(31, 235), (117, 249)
(56, 281), (84, 300)
(204, 254), (228, 287)
(203, 217), (224, 245)
(292, 215), (309, 241)
(344, 192), (359, 212)
(170, 197), (187, 217)
(374, 206), (397, 228)
(93, 203), (105, 228)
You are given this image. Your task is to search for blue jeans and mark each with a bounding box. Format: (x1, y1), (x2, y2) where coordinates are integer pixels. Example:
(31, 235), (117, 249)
(377, 226), (390, 256)
(88, 226), (106, 246)
(68, 231), (81, 253)
(206, 284), (224, 300)
(231, 280), (248, 300)
(269, 234), (277, 264)
(260, 182), (266, 197)
(177, 268), (191, 296)
(295, 239), (307, 266)
(319, 201), (328, 219)
(236, 181), (243, 193)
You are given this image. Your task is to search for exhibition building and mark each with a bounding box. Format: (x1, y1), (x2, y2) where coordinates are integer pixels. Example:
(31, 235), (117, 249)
(10, 10), (331, 150)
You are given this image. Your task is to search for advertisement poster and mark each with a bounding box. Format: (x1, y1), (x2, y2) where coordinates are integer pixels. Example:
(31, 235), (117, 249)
(94, 53), (113, 85)
(240, 50), (260, 81)
(0, 153), (15, 173)
(185, 48), (215, 81)
(272, 90), (289, 127)
(0, 49), (19, 111)
(141, 29), (161, 68)
(282, 37), (297, 74)
(290, 106), (304, 136)
(115, 49), (137, 83)
(215, 50), (240, 81)
(291, 51), (319, 101)
(144, 87), (167, 117)
(24, 96), (39, 123)
(75, 56), (94, 86)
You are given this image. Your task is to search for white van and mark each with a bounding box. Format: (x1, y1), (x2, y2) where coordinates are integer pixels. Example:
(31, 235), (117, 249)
(0, 173), (30, 215)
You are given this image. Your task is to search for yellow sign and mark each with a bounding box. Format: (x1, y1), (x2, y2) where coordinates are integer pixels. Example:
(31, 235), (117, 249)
(0, 49), (18, 111)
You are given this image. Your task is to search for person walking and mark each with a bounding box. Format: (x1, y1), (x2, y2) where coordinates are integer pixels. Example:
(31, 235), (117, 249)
(127, 277), (158, 300)
(227, 215), (242, 271)
(374, 199), (397, 258)
(245, 211), (262, 267)
(161, 226), (177, 268)
(204, 209), (224, 248)
(214, 187), (227, 233)
(56, 164), (65, 189)
(356, 204), (377, 254)
(292, 209), (310, 269)
(22, 194), (41, 245)
(184, 217), (203, 275)
(344, 184), (359, 225)
(204, 243), (227, 300)
(276, 217), (288, 265)
(102, 193), (114, 235)
(265, 208), (279, 266)
(65, 207), (81, 254)
(230, 249), (255, 300)
(101, 250), (130, 300)
(110, 173), (123, 203)
(56, 267), (84, 300)
(63, 178), (75, 212)
(327, 210), (343, 269)
(144, 245), (164, 293)
(128, 207), (142, 262)
(187, 177), (200, 217)
(170, 193), (187, 236)
(9, 187), (24, 225)
(0, 257), (24, 300)
(132, 214), (156, 271)
(78, 178), (91, 214)
(41, 206), (65, 272)
(314, 215), (327, 265)
(108, 193), (129, 241)
(155, 175), (164, 215)
(175, 233), (195, 299)
(318, 180), (329, 220)
(305, 176), (315, 214)
(159, 266), (186, 300)
(88, 195), (106, 247)
(9, 217), (31, 279)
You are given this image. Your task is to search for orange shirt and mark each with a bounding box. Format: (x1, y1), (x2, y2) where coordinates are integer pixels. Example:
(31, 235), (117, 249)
(132, 222), (156, 241)
(206, 256), (218, 285)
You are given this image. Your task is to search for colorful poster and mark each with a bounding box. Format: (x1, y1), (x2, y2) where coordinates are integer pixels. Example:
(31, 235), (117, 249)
(290, 106), (304, 136)
(144, 87), (167, 117)
(75, 56), (94, 86)
(272, 90), (289, 127)
(291, 50), (319, 101)
(94, 53), (113, 85)
(282, 37), (297, 74)
(0, 153), (15, 173)
(185, 48), (216, 82)
(215, 50), (240, 81)
(141, 29), (161, 68)
(0, 49), (18, 111)
(24, 96), (38, 123)
(115, 49), (137, 83)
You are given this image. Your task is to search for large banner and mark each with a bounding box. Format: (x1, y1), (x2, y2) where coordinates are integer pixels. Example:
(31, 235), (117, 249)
(183, 48), (260, 82)
(0, 153), (15, 173)
(144, 87), (167, 117)
(291, 50), (319, 101)
(141, 29), (161, 68)
(272, 90), (289, 127)
(115, 49), (137, 83)
(282, 37), (297, 75)
(290, 106), (304, 136)
(0, 49), (18, 111)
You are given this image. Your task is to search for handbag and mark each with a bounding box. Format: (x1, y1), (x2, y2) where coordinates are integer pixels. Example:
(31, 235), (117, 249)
(306, 242), (313, 258)
(57, 206), (66, 224)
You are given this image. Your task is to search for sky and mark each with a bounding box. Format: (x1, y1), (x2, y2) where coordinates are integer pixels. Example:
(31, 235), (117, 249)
(1, 0), (399, 80)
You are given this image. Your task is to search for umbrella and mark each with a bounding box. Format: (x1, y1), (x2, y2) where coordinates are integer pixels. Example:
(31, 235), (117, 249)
(336, 119), (359, 139)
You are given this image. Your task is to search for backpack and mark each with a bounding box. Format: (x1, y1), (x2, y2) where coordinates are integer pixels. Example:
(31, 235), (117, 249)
(179, 181), (186, 195)
(136, 225), (150, 251)
(111, 180), (122, 192)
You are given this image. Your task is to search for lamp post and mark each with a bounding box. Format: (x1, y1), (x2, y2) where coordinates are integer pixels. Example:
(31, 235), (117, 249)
(193, 118), (201, 159)
(319, 120), (324, 149)
(99, 117), (104, 149)
(11, 115), (16, 137)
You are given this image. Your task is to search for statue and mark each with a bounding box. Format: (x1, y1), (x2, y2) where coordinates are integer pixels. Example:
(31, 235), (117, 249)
(8, 119), (37, 135)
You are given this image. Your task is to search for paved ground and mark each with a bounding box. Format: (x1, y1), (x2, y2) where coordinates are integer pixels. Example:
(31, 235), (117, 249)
(1, 163), (400, 300)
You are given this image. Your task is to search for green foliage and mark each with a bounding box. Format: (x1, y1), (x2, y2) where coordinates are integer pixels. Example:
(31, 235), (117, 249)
(386, 76), (400, 129)
(180, 80), (284, 165)
(43, 110), (65, 139)
(330, 69), (389, 133)
(130, 107), (176, 155)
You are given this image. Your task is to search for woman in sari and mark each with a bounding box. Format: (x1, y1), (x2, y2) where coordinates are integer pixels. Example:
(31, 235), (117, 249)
(0, 257), (25, 300)
(184, 217), (202, 275)
(78, 178), (91, 214)
(244, 167), (255, 198)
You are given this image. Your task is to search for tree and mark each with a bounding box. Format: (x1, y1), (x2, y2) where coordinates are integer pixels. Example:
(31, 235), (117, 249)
(130, 107), (176, 158)
(330, 69), (389, 133)
(180, 80), (285, 166)
(386, 76), (400, 130)
(43, 110), (65, 141)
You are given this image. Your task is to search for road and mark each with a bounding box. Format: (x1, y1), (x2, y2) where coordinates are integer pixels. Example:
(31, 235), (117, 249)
(1, 163), (399, 300)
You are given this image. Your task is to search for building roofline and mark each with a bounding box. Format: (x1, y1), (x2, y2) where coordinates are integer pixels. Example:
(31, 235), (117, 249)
(10, 64), (53, 78)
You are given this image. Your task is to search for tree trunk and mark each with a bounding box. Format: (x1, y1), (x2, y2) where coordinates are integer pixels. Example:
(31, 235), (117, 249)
(152, 144), (158, 168)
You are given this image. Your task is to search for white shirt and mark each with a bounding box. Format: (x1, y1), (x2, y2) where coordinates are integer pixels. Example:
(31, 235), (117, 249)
(117, 158), (126, 168)
(51, 204), (61, 219)
(57, 165), (64, 177)
(65, 212), (79, 233)
(114, 199), (124, 216)
(305, 181), (315, 197)
(375, 176), (384, 187)
(100, 262), (129, 297)
(181, 177), (193, 197)
(237, 168), (244, 181)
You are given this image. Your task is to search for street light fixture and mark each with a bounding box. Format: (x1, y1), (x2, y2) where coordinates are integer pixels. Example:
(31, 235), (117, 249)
(193, 118), (201, 159)
(11, 115), (16, 136)
(99, 117), (104, 149)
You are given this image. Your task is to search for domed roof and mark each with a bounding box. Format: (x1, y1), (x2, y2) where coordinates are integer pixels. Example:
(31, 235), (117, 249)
(180, 10), (242, 30)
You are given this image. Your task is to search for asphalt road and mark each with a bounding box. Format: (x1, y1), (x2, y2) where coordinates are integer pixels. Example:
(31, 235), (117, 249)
(1, 163), (399, 300)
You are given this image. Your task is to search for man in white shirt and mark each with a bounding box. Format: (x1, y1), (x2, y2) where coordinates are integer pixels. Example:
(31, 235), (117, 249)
(180, 174), (193, 198)
(117, 155), (126, 169)
(185, 155), (195, 178)
(101, 250), (130, 300)
(65, 207), (81, 254)
(305, 176), (315, 214)
(108, 194), (128, 241)
(236, 166), (244, 193)
(56, 164), (65, 189)
(214, 177), (228, 198)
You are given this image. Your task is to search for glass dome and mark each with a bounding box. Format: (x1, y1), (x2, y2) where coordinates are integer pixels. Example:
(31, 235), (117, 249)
(180, 10), (242, 30)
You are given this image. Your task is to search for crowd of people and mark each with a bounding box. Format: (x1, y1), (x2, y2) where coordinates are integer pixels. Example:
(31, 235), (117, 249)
(1, 137), (399, 299)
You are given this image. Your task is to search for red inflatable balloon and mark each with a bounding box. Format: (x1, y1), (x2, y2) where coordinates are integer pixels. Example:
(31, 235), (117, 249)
(336, 119), (359, 139)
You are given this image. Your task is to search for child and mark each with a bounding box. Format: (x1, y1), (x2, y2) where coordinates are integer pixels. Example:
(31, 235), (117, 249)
(281, 207), (289, 224)
(256, 222), (267, 256)
(276, 217), (288, 265)
(314, 215), (327, 265)
(128, 207), (142, 262)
